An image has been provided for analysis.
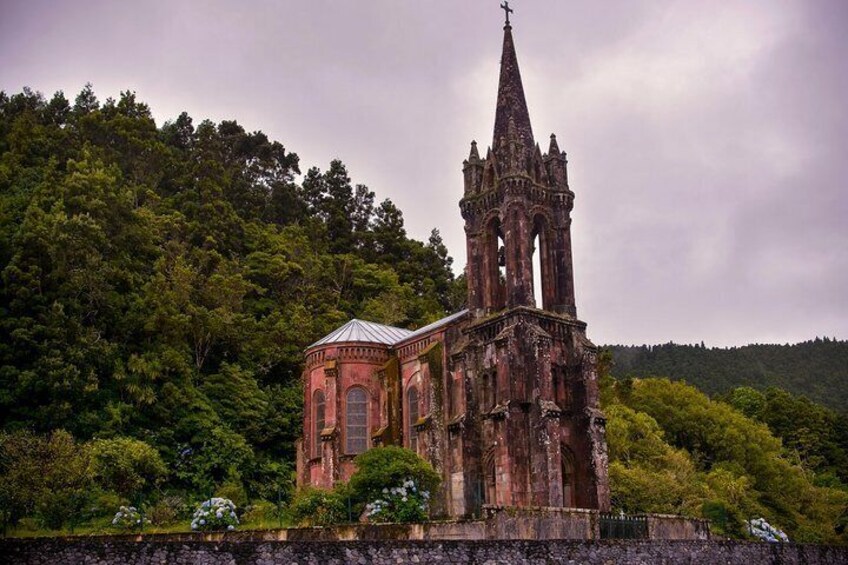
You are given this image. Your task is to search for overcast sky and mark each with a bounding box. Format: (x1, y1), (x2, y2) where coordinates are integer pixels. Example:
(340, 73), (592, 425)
(2, 0), (846, 347)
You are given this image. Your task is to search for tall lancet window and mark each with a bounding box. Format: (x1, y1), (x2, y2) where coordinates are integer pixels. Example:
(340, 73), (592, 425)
(346, 388), (368, 454)
(532, 214), (550, 310)
(313, 390), (325, 458)
(532, 232), (542, 308)
(407, 386), (419, 452)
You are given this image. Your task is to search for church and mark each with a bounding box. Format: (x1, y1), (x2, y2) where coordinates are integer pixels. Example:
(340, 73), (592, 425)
(296, 12), (610, 518)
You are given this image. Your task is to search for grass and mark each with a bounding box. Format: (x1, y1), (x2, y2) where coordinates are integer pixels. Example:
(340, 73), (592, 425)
(5, 514), (293, 539)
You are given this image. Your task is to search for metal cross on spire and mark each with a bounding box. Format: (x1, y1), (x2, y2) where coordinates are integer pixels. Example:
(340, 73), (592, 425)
(501, 1), (514, 26)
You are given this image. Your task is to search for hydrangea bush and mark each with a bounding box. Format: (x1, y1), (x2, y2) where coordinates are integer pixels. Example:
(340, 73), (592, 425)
(190, 497), (239, 531)
(364, 478), (430, 524)
(111, 506), (148, 531)
(747, 517), (789, 543)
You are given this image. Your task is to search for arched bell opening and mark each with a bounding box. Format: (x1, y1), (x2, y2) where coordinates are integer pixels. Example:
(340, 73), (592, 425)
(531, 232), (542, 309)
(484, 216), (506, 311)
(532, 214), (554, 311)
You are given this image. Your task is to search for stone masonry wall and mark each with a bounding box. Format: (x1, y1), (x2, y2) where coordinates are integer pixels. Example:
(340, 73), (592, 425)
(645, 513), (711, 541)
(3, 539), (847, 565)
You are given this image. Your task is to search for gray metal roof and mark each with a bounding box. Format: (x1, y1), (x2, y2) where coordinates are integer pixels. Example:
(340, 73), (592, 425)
(396, 309), (469, 345)
(309, 319), (413, 348)
(309, 310), (469, 350)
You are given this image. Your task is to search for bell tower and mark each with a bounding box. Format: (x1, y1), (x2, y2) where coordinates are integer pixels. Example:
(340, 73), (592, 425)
(462, 18), (577, 318)
(453, 9), (610, 515)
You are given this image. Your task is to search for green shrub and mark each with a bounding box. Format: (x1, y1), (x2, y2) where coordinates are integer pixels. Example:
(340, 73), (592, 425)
(90, 437), (168, 500)
(175, 427), (254, 494)
(288, 487), (348, 527)
(215, 477), (248, 509)
(81, 490), (126, 522)
(241, 500), (276, 526)
(347, 447), (440, 508)
(36, 492), (78, 531)
(364, 478), (431, 524)
(147, 495), (188, 526)
(2, 430), (93, 531)
(702, 500), (745, 537)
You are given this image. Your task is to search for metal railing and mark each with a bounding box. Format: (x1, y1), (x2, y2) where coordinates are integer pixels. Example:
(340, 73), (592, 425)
(599, 513), (648, 539)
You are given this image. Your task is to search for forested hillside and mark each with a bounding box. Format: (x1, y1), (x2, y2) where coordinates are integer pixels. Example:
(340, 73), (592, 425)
(1, 87), (845, 542)
(0, 86), (460, 505)
(600, 373), (848, 544)
(606, 339), (848, 410)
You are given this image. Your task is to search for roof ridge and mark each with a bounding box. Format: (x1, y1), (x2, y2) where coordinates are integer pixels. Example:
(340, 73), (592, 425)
(393, 309), (469, 346)
(308, 317), (414, 349)
(308, 313), (470, 350)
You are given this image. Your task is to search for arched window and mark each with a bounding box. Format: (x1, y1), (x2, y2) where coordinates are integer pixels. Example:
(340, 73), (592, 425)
(345, 388), (368, 454)
(407, 386), (419, 452)
(313, 390), (325, 458)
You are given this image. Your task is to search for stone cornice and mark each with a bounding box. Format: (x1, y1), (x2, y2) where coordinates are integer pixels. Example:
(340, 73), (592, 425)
(460, 178), (573, 221)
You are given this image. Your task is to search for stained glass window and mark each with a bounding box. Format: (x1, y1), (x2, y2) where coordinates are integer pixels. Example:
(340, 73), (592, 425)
(346, 388), (368, 454)
(407, 386), (419, 452)
(313, 390), (325, 458)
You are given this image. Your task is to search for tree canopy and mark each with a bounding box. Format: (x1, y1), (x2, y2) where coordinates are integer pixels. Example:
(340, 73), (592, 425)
(1, 86), (844, 542)
(0, 86), (460, 513)
(606, 339), (848, 410)
(602, 374), (848, 543)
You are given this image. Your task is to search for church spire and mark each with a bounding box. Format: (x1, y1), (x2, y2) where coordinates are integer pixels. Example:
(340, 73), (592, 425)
(492, 14), (534, 167)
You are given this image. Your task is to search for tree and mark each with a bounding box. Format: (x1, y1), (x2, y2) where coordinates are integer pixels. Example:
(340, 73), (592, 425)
(370, 198), (407, 263)
(0, 85), (461, 526)
(201, 363), (269, 446)
(603, 377), (848, 543)
(725, 386), (765, 419)
(300, 160), (357, 253)
(350, 184), (375, 249)
(72, 83), (99, 115)
(90, 437), (167, 501)
(0, 430), (93, 531)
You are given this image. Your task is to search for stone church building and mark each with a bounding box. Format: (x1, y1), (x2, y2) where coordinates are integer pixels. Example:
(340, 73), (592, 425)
(296, 18), (611, 518)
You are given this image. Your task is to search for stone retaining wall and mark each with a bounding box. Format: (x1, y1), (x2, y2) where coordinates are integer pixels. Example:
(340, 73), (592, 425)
(3, 539), (847, 565)
(21, 508), (703, 545)
(483, 505), (599, 540)
(644, 513), (711, 540)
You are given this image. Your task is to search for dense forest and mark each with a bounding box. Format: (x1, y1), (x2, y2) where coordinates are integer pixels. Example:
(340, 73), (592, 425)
(600, 372), (848, 543)
(0, 85), (460, 508)
(606, 339), (848, 410)
(1, 87), (845, 542)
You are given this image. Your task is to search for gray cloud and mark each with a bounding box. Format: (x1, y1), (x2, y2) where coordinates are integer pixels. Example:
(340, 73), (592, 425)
(1, 0), (846, 346)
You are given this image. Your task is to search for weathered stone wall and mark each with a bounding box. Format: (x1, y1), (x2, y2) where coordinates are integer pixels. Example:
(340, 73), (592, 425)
(3, 539), (847, 565)
(483, 505), (598, 540)
(645, 513), (711, 541)
(0, 509), (702, 545)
